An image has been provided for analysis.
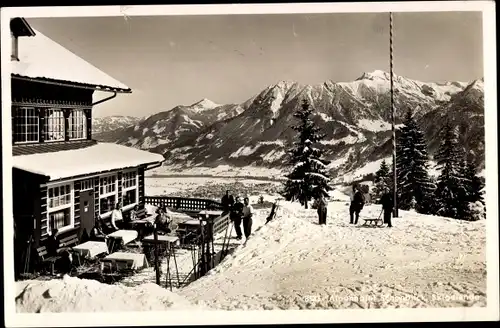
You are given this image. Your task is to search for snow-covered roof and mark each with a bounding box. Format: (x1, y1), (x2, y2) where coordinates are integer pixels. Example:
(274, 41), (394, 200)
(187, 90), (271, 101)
(11, 28), (131, 92)
(13, 143), (164, 181)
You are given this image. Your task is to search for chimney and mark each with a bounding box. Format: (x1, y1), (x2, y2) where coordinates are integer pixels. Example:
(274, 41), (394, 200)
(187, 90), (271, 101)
(11, 32), (19, 61)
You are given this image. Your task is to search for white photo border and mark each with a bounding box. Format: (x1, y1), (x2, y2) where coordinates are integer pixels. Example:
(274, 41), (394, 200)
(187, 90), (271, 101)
(1, 2), (498, 326)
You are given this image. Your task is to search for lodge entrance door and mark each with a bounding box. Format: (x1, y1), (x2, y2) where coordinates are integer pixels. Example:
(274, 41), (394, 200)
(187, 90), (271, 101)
(79, 189), (95, 237)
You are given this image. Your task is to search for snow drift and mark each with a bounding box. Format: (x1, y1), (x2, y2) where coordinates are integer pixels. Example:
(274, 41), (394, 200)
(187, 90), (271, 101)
(16, 275), (204, 313)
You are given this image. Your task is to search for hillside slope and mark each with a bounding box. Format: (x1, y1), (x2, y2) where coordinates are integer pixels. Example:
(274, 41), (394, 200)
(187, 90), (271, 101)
(179, 201), (486, 310)
(95, 71), (484, 179)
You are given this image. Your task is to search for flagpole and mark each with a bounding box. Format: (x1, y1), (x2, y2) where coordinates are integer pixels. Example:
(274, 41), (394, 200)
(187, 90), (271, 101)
(390, 12), (399, 218)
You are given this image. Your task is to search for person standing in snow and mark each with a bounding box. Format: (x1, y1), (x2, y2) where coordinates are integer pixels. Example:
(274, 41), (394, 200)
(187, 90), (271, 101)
(315, 193), (328, 225)
(221, 190), (235, 214)
(242, 197), (254, 239)
(380, 188), (394, 228)
(349, 184), (365, 225)
(231, 196), (244, 240)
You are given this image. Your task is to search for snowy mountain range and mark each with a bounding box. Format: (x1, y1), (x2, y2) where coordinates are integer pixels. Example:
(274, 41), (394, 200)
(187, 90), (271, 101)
(95, 70), (484, 180)
(92, 115), (142, 135)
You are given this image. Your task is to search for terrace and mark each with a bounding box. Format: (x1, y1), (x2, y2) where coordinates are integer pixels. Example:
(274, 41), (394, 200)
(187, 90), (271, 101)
(22, 195), (234, 289)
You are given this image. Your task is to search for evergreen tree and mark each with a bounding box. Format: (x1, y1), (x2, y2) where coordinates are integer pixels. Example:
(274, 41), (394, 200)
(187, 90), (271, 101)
(282, 99), (332, 209)
(373, 159), (391, 203)
(463, 159), (485, 220)
(395, 109), (435, 213)
(434, 123), (469, 219)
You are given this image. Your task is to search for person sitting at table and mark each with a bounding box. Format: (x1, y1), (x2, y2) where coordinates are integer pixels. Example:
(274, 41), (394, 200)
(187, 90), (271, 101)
(130, 205), (139, 221)
(155, 206), (171, 235)
(121, 205), (137, 230)
(110, 202), (124, 231)
(90, 218), (107, 242)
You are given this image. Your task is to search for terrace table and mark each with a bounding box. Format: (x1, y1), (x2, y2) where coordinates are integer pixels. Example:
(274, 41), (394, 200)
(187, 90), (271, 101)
(181, 219), (207, 227)
(142, 234), (181, 246)
(132, 213), (157, 224)
(142, 235), (180, 290)
(199, 210), (224, 218)
(72, 241), (108, 260)
(107, 230), (138, 252)
(100, 252), (149, 272)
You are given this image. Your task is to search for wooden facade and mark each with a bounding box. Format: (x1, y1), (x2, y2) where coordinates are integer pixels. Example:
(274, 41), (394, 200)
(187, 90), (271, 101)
(10, 17), (164, 278)
(13, 164), (149, 244)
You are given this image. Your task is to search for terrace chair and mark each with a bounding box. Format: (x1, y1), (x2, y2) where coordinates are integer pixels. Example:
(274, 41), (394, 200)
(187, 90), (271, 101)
(36, 246), (61, 276)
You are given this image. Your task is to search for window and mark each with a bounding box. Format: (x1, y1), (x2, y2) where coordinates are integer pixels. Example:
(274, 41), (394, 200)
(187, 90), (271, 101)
(122, 170), (138, 207)
(47, 183), (73, 233)
(68, 109), (87, 140)
(99, 175), (117, 214)
(45, 109), (65, 142)
(13, 107), (38, 143)
(80, 178), (94, 191)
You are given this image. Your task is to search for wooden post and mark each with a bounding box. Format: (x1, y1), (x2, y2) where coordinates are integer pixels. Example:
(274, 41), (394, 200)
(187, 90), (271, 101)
(199, 218), (206, 276)
(390, 12), (399, 218)
(153, 223), (160, 285)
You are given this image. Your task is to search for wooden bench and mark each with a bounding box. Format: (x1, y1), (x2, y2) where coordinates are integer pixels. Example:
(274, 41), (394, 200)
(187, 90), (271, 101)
(135, 207), (147, 219)
(36, 246), (61, 276)
(59, 233), (79, 248)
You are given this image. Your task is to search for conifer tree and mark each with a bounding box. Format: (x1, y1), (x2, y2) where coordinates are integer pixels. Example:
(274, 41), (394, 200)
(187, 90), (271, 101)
(282, 99), (332, 209)
(395, 109), (435, 213)
(464, 160), (485, 205)
(462, 159), (486, 220)
(373, 159), (391, 203)
(434, 123), (468, 219)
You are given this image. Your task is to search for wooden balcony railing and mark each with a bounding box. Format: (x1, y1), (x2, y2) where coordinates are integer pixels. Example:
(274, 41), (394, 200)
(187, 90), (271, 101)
(144, 196), (223, 213)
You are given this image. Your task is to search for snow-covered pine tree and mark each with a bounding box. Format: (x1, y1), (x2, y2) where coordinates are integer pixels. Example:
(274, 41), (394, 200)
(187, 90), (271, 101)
(434, 123), (468, 219)
(281, 99), (332, 209)
(395, 109), (435, 213)
(373, 159), (391, 203)
(456, 154), (473, 220)
(464, 160), (485, 204)
(462, 158), (486, 220)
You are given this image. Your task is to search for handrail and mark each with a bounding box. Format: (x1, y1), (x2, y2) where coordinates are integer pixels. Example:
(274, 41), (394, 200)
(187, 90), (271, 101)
(144, 196), (223, 212)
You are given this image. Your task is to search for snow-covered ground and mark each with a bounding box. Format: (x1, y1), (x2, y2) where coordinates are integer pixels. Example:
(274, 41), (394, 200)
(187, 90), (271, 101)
(145, 177), (282, 197)
(16, 199), (486, 312)
(15, 274), (203, 312)
(179, 201), (487, 310)
(147, 164), (285, 179)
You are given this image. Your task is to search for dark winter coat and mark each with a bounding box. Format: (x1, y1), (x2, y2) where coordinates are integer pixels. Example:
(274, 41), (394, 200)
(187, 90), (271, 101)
(231, 201), (244, 221)
(351, 191), (365, 211)
(380, 193), (394, 210)
(221, 194), (235, 212)
(315, 197), (328, 212)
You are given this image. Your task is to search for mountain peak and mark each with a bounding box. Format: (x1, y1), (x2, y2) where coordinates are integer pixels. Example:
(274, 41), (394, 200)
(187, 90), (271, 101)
(271, 80), (298, 90)
(356, 70), (391, 81)
(191, 98), (220, 109)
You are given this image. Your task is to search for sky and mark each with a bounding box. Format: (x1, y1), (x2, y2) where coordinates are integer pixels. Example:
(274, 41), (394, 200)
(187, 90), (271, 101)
(27, 11), (483, 118)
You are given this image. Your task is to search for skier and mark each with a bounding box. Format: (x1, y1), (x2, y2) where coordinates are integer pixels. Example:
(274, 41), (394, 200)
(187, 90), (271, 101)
(242, 197), (254, 239)
(221, 190), (234, 214)
(231, 196), (244, 240)
(349, 184), (365, 225)
(380, 188), (394, 228)
(314, 193), (328, 225)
